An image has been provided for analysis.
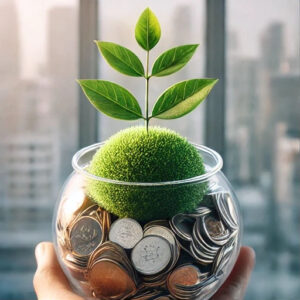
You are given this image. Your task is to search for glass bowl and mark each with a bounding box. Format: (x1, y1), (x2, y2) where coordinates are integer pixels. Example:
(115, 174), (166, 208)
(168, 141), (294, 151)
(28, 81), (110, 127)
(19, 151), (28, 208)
(53, 142), (242, 300)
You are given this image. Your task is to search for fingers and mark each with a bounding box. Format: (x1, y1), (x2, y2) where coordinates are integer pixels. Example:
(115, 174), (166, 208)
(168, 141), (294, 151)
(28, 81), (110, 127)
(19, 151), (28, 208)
(33, 242), (84, 300)
(211, 246), (255, 300)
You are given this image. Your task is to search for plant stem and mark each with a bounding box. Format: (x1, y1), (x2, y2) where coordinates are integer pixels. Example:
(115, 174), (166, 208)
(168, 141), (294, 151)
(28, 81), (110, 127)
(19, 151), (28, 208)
(145, 50), (150, 132)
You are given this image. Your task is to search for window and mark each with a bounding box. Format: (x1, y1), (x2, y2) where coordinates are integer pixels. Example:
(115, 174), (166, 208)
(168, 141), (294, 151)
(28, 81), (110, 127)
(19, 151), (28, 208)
(226, 0), (300, 299)
(0, 0), (299, 299)
(0, 0), (78, 299)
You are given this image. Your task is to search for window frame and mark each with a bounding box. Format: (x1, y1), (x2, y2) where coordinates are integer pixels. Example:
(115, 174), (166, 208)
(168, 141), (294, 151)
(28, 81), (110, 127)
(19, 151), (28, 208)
(205, 0), (226, 165)
(78, 0), (99, 148)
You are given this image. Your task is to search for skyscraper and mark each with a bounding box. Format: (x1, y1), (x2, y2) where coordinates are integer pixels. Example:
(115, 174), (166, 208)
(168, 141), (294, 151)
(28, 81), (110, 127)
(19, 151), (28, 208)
(47, 6), (78, 181)
(0, 0), (20, 137)
(261, 23), (285, 74)
(0, 3), (78, 299)
(0, 0), (19, 82)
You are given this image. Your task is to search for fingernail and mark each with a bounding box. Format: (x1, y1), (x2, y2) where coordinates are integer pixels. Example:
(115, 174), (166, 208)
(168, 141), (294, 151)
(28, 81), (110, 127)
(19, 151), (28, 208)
(35, 243), (45, 266)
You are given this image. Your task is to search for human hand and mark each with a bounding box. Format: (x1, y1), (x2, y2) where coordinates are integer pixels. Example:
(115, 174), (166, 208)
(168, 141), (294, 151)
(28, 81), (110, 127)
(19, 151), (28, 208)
(33, 242), (84, 300)
(33, 242), (255, 300)
(211, 246), (255, 300)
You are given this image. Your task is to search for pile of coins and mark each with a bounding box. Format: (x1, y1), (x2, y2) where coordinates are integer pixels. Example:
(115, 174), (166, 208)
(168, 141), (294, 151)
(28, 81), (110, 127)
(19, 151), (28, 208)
(87, 242), (138, 299)
(56, 190), (240, 299)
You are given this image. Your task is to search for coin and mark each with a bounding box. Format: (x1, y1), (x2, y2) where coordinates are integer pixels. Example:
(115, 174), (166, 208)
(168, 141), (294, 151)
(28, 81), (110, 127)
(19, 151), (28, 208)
(88, 241), (138, 283)
(89, 260), (136, 299)
(144, 219), (170, 230)
(70, 216), (103, 256)
(212, 235), (236, 276)
(109, 218), (143, 249)
(167, 264), (211, 299)
(212, 192), (239, 231)
(188, 206), (212, 218)
(170, 214), (195, 242)
(144, 226), (176, 247)
(200, 215), (230, 246)
(131, 289), (165, 300)
(167, 265), (200, 288)
(131, 235), (172, 275)
(205, 215), (226, 238)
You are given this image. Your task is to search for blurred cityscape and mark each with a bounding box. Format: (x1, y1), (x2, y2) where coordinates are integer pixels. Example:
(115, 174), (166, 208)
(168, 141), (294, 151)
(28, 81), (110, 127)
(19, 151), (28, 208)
(0, 0), (299, 299)
(227, 20), (300, 300)
(0, 1), (78, 298)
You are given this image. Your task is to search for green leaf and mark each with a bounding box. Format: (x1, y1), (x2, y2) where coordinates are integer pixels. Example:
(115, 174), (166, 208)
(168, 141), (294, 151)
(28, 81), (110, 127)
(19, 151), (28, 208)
(152, 44), (199, 77)
(78, 80), (143, 120)
(135, 8), (161, 50)
(151, 79), (218, 119)
(95, 41), (144, 77)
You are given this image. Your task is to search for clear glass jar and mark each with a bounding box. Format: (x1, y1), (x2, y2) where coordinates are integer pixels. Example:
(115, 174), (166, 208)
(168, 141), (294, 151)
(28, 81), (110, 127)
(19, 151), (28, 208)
(53, 143), (242, 300)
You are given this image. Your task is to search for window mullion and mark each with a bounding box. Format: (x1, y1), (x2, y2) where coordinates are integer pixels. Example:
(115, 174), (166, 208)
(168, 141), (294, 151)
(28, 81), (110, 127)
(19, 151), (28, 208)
(78, 0), (99, 148)
(205, 0), (226, 166)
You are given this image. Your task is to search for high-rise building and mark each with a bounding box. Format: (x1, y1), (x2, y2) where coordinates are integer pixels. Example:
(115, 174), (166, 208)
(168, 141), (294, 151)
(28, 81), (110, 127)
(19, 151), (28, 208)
(261, 23), (285, 75)
(0, 4), (78, 299)
(0, 0), (19, 82)
(0, 0), (20, 137)
(226, 57), (260, 183)
(269, 74), (300, 207)
(47, 6), (78, 181)
(0, 78), (60, 299)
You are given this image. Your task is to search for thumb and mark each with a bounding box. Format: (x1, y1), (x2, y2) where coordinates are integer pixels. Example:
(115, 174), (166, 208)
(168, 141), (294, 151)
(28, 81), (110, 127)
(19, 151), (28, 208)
(33, 242), (83, 300)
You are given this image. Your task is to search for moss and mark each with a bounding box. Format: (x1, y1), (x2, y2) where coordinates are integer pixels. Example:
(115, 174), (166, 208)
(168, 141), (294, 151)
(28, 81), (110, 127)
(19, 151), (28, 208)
(86, 126), (207, 221)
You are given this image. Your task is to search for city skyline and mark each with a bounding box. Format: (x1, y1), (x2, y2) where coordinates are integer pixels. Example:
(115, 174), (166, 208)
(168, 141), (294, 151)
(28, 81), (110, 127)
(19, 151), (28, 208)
(13, 0), (300, 79)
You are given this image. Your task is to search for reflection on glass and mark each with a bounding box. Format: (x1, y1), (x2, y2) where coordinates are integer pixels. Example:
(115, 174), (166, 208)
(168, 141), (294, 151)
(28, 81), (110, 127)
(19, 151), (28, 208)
(98, 0), (206, 144)
(0, 0), (78, 299)
(226, 0), (300, 299)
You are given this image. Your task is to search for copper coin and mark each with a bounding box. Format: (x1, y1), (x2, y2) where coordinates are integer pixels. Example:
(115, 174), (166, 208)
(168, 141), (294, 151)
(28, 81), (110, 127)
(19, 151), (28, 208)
(70, 216), (102, 256)
(167, 265), (200, 288)
(89, 260), (136, 299)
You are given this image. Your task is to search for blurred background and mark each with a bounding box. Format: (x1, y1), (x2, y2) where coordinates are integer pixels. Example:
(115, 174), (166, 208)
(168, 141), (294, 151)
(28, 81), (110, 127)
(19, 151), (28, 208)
(0, 0), (299, 299)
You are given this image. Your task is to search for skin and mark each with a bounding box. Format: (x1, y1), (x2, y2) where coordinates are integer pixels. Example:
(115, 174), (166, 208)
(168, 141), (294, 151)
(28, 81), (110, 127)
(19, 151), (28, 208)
(33, 242), (255, 300)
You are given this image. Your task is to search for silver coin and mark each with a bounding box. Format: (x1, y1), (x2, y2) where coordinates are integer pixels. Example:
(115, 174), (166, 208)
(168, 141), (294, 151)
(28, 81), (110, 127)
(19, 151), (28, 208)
(109, 218), (143, 249)
(144, 226), (176, 247)
(219, 193), (239, 229)
(171, 214), (195, 242)
(200, 216), (230, 246)
(70, 216), (103, 256)
(212, 192), (239, 231)
(205, 215), (226, 238)
(144, 219), (170, 230)
(131, 235), (172, 275)
(189, 206), (212, 218)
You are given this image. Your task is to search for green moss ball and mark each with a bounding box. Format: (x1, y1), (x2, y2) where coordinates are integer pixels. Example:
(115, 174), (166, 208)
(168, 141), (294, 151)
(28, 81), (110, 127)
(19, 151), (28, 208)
(86, 126), (207, 221)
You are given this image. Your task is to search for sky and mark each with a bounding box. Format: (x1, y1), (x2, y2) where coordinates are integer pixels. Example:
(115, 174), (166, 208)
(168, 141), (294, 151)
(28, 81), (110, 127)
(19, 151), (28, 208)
(13, 0), (300, 79)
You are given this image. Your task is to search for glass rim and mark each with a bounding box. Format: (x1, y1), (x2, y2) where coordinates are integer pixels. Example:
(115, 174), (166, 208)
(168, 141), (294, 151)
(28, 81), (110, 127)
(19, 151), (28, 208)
(72, 142), (223, 186)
